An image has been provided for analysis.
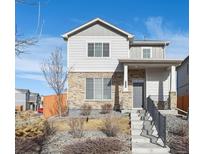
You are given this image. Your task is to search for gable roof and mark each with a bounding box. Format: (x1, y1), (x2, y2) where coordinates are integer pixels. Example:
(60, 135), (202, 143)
(16, 88), (30, 93)
(62, 18), (134, 39)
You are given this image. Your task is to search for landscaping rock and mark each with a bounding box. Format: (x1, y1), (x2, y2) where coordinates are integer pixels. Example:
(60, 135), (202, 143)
(40, 130), (131, 154)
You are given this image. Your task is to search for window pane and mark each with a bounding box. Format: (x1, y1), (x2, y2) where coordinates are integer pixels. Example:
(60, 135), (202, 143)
(86, 78), (94, 99)
(95, 43), (102, 57)
(103, 43), (109, 57)
(94, 78), (102, 99)
(88, 43), (94, 57)
(143, 49), (151, 58)
(103, 78), (111, 99)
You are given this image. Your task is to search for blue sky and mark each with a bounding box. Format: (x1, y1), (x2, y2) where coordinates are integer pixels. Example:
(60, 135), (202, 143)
(15, 0), (189, 95)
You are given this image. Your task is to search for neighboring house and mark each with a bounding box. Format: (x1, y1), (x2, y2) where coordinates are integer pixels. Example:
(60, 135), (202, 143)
(176, 56), (189, 113)
(15, 88), (30, 111)
(177, 56), (189, 96)
(62, 18), (182, 111)
(15, 88), (41, 111)
(28, 92), (41, 111)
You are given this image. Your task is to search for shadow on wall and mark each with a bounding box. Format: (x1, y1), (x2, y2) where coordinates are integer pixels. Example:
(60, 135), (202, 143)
(146, 68), (170, 109)
(112, 71), (123, 111)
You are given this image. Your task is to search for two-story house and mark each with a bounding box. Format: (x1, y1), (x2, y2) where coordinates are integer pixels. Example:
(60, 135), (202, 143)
(62, 18), (182, 111)
(15, 88), (41, 111)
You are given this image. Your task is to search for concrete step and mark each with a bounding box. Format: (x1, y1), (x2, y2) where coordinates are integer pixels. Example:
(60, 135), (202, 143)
(131, 113), (140, 117)
(143, 120), (153, 126)
(146, 134), (158, 143)
(132, 124), (143, 129)
(132, 151), (170, 154)
(132, 129), (142, 135)
(131, 120), (143, 125)
(132, 143), (170, 153)
(132, 135), (150, 143)
(143, 124), (153, 130)
(131, 116), (141, 121)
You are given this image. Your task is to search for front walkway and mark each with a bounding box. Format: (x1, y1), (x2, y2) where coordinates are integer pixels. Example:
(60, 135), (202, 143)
(131, 109), (170, 154)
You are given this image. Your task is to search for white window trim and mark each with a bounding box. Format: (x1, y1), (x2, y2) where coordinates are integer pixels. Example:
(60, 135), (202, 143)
(86, 42), (111, 58)
(85, 78), (112, 101)
(141, 47), (152, 59)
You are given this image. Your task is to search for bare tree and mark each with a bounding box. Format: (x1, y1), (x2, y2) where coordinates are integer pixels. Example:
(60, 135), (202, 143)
(15, 33), (39, 56)
(41, 48), (67, 117)
(15, 0), (45, 56)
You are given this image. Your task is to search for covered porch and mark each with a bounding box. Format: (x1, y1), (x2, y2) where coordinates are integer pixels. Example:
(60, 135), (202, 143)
(119, 59), (182, 110)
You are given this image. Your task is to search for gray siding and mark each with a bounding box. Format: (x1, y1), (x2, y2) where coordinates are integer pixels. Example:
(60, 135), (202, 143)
(15, 92), (27, 110)
(129, 46), (164, 59)
(177, 58), (189, 96)
(76, 24), (121, 36)
(67, 25), (129, 72)
(146, 68), (170, 99)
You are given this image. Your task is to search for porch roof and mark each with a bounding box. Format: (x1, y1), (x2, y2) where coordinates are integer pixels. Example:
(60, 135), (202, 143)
(119, 59), (182, 68)
(130, 40), (170, 46)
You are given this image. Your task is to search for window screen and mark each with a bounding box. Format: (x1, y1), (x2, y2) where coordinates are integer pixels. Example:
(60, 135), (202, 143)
(86, 78), (94, 99)
(103, 43), (109, 57)
(103, 78), (111, 99)
(88, 43), (94, 57)
(143, 48), (151, 58)
(95, 43), (102, 57)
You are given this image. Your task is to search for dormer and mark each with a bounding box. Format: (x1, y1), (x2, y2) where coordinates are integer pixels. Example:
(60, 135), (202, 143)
(129, 40), (170, 59)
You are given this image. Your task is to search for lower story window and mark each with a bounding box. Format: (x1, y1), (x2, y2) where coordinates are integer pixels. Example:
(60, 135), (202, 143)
(86, 78), (111, 100)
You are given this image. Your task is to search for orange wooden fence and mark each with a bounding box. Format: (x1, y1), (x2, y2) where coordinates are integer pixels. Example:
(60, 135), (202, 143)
(43, 94), (68, 118)
(177, 96), (189, 114)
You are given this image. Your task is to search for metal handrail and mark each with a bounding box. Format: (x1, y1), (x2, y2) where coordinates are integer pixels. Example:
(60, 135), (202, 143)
(149, 95), (169, 102)
(147, 96), (167, 147)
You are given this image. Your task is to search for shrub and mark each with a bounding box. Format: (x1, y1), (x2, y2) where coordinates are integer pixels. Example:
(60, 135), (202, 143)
(63, 137), (124, 154)
(167, 119), (189, 154)
(15, 115), (50, 154)
(168, 135), (189, 154)
(100, 116), (120, 137)
(80, 104), (92, 116)
(68, 118), (85, 138)
(100, 103), (112, 114)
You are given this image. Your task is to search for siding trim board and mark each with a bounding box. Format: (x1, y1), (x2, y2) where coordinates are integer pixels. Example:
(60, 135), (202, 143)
(62, 18), (134, 39)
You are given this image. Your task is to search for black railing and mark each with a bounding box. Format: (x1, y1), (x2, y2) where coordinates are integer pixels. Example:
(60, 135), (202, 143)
(147, 96), (167, 147)
(148, 95), (170, 110)
(149, 95), (169, 102)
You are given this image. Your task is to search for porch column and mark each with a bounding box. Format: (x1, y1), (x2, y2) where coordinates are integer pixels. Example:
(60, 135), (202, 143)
(170, 65), (176, 92)
(169, 65), (177, 109)
(123, 64), (128, 91)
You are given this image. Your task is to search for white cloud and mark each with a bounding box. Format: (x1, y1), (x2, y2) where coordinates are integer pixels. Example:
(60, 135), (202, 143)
(145, 17), (189, 59)
(16, 73), (45, 81)
(16, 58), (41, 73)
(15, 36), (67, 81)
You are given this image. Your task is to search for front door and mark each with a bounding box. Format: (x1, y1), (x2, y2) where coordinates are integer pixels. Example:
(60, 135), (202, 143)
(133, 82), (144, 108)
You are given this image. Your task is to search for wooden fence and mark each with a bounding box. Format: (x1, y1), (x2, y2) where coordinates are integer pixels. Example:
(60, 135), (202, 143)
(43, 94), (68, 118)
(177, 96), (189, 114)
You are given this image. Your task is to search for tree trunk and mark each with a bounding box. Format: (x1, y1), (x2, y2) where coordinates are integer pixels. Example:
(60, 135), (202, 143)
(57, 94), (62, 117)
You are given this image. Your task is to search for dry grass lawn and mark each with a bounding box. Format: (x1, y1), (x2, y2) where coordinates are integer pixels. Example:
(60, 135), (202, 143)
(50, 116), (130, 134)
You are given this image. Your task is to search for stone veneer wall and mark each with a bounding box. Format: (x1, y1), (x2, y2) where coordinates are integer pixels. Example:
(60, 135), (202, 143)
(68, 70), (145, 110)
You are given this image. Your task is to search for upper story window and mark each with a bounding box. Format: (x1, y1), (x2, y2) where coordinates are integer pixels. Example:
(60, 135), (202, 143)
(88, 43), (110, 57)
(142, 47), (152, 59)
